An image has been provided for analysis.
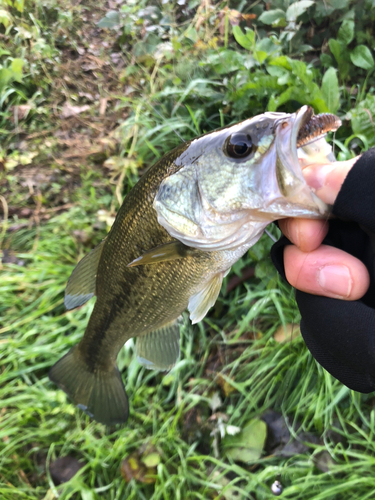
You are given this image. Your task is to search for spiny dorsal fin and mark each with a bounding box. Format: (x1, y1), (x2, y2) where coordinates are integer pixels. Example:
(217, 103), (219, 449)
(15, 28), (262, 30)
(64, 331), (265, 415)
(127, 241), (196, 267)
(188, 270), (229, 324)
(136, 320), (180, 371)
(65, 240), (105, 310)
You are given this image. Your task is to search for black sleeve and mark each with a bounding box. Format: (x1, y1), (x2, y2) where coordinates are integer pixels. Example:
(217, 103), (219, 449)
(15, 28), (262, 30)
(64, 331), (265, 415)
(271, 148), (375, 392)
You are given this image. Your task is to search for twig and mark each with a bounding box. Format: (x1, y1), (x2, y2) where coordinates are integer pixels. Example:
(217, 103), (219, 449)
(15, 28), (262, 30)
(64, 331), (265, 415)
(226, 267), (255, 293)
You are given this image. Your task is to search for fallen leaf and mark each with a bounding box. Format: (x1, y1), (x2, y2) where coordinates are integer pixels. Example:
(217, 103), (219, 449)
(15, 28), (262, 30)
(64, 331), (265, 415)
(222, 418), (267, 463)
(274, 323), (300, 343)
(61, 102), (90, 118)
(48, 456), (84, 485)
(1, 250), (25, 266)
(4, 151), (37, 170)
(208, 391), (222, 412)
(216, 373), (237, 396)
(96, 209), (116, 229)
(141, 451), (161, 468)
(262, 410), (318, 457)
(121, 452), (156, 484)
(72, 229), (91, 244)
(10, 104), (32, 122)
(313, 450), (335, 472)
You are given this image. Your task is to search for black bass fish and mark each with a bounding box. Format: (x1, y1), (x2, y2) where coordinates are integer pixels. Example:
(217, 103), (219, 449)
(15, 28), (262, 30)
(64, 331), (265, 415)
(49, 105), (340, 425)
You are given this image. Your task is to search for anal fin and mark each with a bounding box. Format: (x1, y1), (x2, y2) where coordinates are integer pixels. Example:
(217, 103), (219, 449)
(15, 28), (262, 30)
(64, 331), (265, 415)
(136, 320), (180, 371)
(188, 270), (228, 324)
(65, 240), (105, 310)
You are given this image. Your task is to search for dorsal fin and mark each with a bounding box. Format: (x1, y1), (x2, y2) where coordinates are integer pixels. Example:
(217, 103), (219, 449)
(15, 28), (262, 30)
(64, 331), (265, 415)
(136, 320), (180, 371)
(64, 240), (105, 310)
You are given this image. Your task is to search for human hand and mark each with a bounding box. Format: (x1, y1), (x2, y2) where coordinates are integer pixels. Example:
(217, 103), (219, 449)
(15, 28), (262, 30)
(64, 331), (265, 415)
(279, 157), (370, 300)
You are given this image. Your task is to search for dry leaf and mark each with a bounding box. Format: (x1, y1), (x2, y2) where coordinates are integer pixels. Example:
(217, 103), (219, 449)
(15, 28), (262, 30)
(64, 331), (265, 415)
(61, 102), (90, 118)
(222, 418), (267, 463)
(10, 104), (32, 122)
(274, 323), (300, 343)
(121, 452), (157, 484)
(216, 373), (237, 396)
(48, 456), (85, 485)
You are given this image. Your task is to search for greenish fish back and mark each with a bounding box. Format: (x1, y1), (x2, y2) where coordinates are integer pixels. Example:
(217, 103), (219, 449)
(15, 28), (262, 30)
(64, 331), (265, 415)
(65, 240), (105, 310)
(49, 344), (129, 425)
(136, 320), (180, 370)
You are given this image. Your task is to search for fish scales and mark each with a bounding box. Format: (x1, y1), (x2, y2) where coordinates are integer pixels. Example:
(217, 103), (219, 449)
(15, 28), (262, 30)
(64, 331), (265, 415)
(49, 106), (341, 425)
(82, 146), (230, 361)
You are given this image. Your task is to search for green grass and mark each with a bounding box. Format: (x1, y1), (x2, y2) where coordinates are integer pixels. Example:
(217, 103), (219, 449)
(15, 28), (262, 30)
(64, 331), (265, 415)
(2, 0), (375, 498)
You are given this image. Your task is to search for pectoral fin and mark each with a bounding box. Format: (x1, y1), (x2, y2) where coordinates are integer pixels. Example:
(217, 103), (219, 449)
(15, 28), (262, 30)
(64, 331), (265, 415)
(65, 240), (105, 310)
(127, 241), (196, 267)
(188, 271), (227, 324)
(136, 321), (180, 371)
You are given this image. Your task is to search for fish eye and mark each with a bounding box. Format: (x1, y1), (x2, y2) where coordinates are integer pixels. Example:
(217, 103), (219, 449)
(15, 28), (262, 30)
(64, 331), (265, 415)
(224, 133), (255, 159)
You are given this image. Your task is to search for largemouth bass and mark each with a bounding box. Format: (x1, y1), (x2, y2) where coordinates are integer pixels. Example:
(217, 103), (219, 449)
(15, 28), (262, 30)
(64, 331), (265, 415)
(49, 106), (340, 425)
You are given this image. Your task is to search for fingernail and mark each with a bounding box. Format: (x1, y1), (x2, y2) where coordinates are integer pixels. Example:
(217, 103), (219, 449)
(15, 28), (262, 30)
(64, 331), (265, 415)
(304, 164), (335, 190)
(317, 265), (353, 298)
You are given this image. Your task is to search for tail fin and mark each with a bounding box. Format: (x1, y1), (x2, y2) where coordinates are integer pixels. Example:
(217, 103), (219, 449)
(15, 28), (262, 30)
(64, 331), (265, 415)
(49, 345), (129, 425)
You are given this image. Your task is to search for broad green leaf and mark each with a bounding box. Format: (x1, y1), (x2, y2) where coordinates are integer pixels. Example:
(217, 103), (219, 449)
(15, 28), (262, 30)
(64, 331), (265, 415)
(142, 452), (161, 468)
(321, 67), (340, 113)
(268, 85), (328, 113)
(0, 47), (11, 57)
(329, 38), (342, 65)
(320, 53), (333, 68)
(348, 94), (375, 147)
(350, 45), (374, 70)
(269, 55), (291, 70)
(254, 50), (268, 64)
(11, 58), (24, 83)
(258, 9), (285, 25)
(184, 26), (198, 43)
(0, 9), (11, 28)
(222, 418), (267, 463)
(0, 67), (13, 89)
(338, 19), (354, 46)
(232, 25), (254, 51)
(81, 489), (96, 500)
(289, 59), (308, 82)
(97, 10), (120, 29)
(286, 1), (315, 22)
(14, 0), (24, 13)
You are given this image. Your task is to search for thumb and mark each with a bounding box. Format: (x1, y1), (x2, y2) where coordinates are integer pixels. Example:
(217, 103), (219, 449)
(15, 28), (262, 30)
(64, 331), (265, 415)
(302, 157), (359, 205)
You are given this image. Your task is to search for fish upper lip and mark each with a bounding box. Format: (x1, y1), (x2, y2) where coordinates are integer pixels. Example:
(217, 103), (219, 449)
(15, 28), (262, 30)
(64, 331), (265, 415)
(272, 106), (331, 215)
(274, 105), (310, 180)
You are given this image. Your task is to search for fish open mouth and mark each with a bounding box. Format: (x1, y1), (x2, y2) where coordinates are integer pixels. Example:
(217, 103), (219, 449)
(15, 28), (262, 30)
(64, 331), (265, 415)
(274, 105), (342, 213)
(293, 106), (342, 169)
